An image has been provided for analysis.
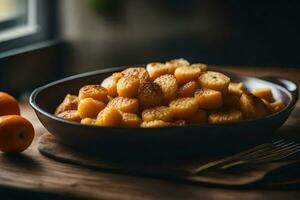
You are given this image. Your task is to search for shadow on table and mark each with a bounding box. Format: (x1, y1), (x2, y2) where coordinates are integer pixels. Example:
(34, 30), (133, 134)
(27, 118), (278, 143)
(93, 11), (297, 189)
(1, 153), (44, 172)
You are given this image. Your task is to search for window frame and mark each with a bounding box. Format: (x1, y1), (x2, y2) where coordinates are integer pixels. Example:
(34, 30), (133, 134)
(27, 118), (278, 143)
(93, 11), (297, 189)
(0, 0), (58, 55)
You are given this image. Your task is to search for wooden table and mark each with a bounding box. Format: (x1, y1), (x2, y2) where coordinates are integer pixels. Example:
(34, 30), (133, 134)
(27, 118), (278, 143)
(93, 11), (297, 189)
(1, 67), (300, 200)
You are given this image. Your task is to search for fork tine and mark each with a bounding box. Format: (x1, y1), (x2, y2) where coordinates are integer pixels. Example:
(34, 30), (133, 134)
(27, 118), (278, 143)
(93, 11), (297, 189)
(264, 143), (299, 155)
(270, 143), (300, 156)
(236, 146), (276, 161)
(252, 144), (300, 163)
(220, 147), (300, 169)
(218, 142), (300, 169)
(221, 144), (300, 169)
(191, 144), (274, 174)
(253, 148), (300, 163)
(278, 147), (300, 158)
(190, 140), (297, 174)
(276, 143), (300, 152)
(241, 142), (300, 162)
(273, 139), (285, 145)
(275, 141), (296, 148)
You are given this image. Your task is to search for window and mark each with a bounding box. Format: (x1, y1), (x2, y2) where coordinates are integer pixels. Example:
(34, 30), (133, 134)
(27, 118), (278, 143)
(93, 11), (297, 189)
(0, 0), (58, 54)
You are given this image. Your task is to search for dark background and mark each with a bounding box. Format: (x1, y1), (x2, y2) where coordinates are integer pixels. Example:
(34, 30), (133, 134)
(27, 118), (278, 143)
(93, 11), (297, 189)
(1, 0), (300, 94)
(61, 0), (300, 72)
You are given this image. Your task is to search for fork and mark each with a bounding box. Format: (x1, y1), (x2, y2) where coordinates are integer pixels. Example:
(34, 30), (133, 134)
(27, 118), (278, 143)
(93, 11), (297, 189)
(190, 140), (300, 175)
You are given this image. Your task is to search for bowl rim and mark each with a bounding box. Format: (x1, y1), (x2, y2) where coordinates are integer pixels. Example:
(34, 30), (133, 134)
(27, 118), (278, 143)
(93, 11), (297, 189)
(29, 66), (298, 130)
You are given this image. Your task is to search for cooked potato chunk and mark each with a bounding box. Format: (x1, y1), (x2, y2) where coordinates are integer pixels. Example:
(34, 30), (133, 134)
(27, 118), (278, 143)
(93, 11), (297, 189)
(55, 94), (79, 115)
(175, 66), (201, 85)
(96, 107), (123, 127)
(208, 109), (243, 124)
(252, 88), (274, 103)
(165, 58), (190, 74)
(267, 100), (285, 113)
(228, 82), (246, 96)
(198, 71), (230, 94)
(142, 106), (173, 122)
(101, 75), (118, 97)
(56, 58), (283, 127)
(112, 72), (123, 82)
(223, 94), (240, 109)
(56, 110), (81, 122)
(186, 109), (207, 124)
(77, 98), (106, 118)
(140, 120), (173, 128)
(240, 93), (269, 119)
(154, 74), (178, 104)
(78, 85), (108, 103)
(178, 81), (199, 97)
(121, 112), (142, 128)
(146, 62), (169, 79)
(174, 120), (186, 126)
(138, 82), (163, 110)
(194, 88), (223, 109)
(81, 118), (97, 125)
(107, 97), (139, 114)
(121, 67), (150, 84)
(169, 97), (199, 119)
(117, 75), (140, 98)
(191, 63), (208, 72)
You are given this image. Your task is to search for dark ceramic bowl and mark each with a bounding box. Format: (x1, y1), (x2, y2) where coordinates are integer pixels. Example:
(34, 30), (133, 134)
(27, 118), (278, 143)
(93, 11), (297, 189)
(30, 66), (298, 160)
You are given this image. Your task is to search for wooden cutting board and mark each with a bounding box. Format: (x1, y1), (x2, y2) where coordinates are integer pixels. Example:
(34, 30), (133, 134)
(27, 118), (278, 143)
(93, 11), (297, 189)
(38, 132), (300, 187)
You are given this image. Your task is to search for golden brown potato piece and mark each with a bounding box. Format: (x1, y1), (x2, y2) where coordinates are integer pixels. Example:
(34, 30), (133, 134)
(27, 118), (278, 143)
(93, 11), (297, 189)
(228, 82), (246, 96)
(191, 63), (208, 72)
(107, 96), (113, 101)
(198, 71), (230, 94)
(140, 120), (173, 128)
(142, 106), (173, 122)
(78, 85), (108, 103)
(169, 97), (199, 119)
(178, 81), (199, 97)
(56, 110), (81, 122)
(240, 93), (269, 119)
(165, 58), (190, 74)
(146, 62), (169, 79)
(138, 82), (163, 110)
(81, 118), (97, 125)
(121, 67), (150, 84)
(101, 75), (118, 97)
(266, 100), (285, 113)
(96, 107), (123, 127)
(55, 94), (78, 115)
(121, 112), (142, 128)
(175, 66), (201, 85)
(208, 109), (243, 124)
(154, 74), (178, 104)
(77, 98), (106, 118)
(117, 75), (140, 98)
(194, 88), (223, 109)
(112, 72), (123, 82)
(186, 109), (207, 124)
(107, 97), (139, 114)
(223, 94), (240, 109)
(174, 120), (186, 126)
(252, 88), (274, 103)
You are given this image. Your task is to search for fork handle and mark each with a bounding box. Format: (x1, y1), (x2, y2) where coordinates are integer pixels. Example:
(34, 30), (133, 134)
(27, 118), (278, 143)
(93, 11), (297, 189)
(221, 160), (247, 169)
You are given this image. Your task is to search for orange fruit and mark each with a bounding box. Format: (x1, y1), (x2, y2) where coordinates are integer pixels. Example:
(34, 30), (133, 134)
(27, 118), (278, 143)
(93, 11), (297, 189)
(0, 92), (20, 116)
(0, 115), (34, 153)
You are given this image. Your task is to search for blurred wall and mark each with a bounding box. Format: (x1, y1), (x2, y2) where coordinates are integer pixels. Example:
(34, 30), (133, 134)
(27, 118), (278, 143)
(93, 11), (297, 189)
(59, 0), (300, 74)
(60, 0), (231, 74)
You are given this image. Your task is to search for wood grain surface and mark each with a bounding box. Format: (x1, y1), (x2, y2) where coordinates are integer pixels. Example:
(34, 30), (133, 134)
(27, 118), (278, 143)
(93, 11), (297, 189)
(1, 66), (300, 200)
